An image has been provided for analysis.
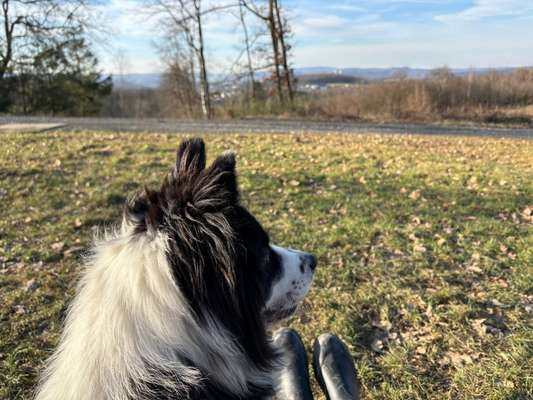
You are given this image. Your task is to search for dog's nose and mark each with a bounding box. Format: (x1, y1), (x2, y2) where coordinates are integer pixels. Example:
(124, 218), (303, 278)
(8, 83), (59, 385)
(301, 253), (317, 272)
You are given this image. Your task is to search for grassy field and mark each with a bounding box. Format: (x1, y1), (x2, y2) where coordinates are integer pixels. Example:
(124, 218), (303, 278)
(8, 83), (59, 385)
(0, 131), (532, 400)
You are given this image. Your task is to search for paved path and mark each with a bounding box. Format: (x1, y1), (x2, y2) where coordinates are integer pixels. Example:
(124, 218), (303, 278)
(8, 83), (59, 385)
(1, 116), (532, 139)
(0, 123), (66, 133)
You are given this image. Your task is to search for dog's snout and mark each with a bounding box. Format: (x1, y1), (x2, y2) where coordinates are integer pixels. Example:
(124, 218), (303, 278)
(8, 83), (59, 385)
(300, 253), (317, 272)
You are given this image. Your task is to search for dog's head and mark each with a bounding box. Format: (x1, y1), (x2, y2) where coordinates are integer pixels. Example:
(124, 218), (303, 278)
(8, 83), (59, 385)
(124, 138), (315, 348)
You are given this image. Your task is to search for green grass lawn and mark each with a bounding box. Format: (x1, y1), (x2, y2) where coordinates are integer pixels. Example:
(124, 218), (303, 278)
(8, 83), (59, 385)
(1, 131), (532, 400)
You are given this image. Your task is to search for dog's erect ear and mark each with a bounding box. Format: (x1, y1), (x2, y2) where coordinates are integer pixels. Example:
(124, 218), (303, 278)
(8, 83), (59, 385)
(175, 137), (206, 178)
(210, 151), (238, 196)
(189, 151), (239, 211)
(124, 139), (239, 233)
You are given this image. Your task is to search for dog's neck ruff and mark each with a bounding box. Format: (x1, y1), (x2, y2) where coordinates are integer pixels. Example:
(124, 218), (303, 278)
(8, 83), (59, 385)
(35, 228), (276, 400)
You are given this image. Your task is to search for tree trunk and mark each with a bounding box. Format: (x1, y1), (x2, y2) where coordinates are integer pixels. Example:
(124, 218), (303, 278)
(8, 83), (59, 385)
(268, 0), (283, 104)
(1, 0), (13, 81)
(239, 0), (255, 101)
(188, 47), (196, 115)
(195, 1), (212, 120)
(273, 0), (293, 102)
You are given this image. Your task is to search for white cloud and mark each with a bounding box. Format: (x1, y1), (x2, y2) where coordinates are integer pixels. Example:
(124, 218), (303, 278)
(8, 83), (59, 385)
(116, 1), (164, 37)
(294, 20), (533, 68)
(292, 10), (401, 45)
(327, 4), (367, 13)
(435, 0), (533, 22)
(299, 15), (349, 30)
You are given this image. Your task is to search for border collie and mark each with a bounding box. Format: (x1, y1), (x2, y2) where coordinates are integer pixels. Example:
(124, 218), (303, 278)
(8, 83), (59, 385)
(35, 138), (316, 400)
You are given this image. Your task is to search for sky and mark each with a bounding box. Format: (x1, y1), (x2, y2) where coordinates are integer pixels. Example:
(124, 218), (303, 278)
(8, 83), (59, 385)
(95, 0), (533, 74)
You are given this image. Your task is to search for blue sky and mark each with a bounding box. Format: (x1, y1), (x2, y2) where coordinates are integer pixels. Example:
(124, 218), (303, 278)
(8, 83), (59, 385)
(96, 0), (533, 73)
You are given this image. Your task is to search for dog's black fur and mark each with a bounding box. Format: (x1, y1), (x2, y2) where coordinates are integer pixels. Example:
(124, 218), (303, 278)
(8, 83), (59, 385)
(125, 138), (282, 399)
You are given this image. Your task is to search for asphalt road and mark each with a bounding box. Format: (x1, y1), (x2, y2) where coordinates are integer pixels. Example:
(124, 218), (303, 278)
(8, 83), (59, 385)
(1, 116), (533, 139)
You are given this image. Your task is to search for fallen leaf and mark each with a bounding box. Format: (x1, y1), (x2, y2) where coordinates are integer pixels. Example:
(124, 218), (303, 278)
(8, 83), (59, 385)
(447, 352), (473, 367)
(24, 278), (38, 292)
(467, 265), (483, 274)
(14, 305), (26, 314)
(51, 242), (65, 252)
(409, 190), (421, 200)
(414, 244), (427, 253)
(472, 318), (488, 336)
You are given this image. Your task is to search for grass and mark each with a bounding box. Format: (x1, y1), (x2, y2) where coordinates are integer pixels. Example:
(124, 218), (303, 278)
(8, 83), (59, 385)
(0, 131), (532, 400)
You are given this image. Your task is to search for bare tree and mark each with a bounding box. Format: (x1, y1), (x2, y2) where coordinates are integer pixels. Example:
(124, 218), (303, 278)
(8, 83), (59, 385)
(273, 0), (293, 101)
(148, 0), (234, 119)
(114, 48), (131, 114)
(0, 0), (15, 80)
(1, 0), (98, 81)
(238, 0), (256, 100)
(242, 0), (282, 102)
(157, 33), (199, 117)
(241, 0), (293, 104)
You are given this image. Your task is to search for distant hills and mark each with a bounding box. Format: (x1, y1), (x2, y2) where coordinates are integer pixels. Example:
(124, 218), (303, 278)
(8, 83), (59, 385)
(113, 73), (162, 89)
(113, 67), (521, 89)
(298, 73), (366, 86)
(299, 66), (518, 80)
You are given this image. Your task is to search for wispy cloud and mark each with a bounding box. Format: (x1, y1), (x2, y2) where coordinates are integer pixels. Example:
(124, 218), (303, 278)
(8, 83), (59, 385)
(326, 4), (366, 13)
(435, 0), (533, 22)
(299, 15), (349, 30)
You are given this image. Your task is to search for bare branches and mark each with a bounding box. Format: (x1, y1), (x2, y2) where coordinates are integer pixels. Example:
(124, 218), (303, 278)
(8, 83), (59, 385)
(273, 0), (293, 101)
(241, 0), (267, 20)
(1, 0), (101, 80)
(239, 0), (293, 104)
(146, 0), (223, 119)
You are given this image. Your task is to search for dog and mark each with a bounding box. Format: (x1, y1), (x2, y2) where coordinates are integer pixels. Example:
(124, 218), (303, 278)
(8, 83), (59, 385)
(35, 138), (316, 400)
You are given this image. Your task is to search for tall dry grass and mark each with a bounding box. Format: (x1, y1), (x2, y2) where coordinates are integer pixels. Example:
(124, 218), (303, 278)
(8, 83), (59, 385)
(306, 68), (533, 125)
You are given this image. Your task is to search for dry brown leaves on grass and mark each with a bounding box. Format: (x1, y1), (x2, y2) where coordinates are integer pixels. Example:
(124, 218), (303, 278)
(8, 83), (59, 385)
(0, 132), (532, 400)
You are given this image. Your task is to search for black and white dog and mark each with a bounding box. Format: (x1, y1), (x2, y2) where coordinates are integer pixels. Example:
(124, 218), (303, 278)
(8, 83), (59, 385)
(35, 138), (316, 400)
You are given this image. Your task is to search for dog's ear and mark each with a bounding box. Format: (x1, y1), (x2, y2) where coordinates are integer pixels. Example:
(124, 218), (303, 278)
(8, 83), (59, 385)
(210, 151), (238, 196)
(204, 151), (239, 205)
(124, 139), (239, 233)
(184, 150), (239, 212)
(124, 189), (163, 233)
(174, 137), (206, 179)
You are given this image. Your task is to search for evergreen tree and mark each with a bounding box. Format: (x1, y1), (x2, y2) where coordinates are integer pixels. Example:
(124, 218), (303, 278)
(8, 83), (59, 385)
(8, 37), (112, 115)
